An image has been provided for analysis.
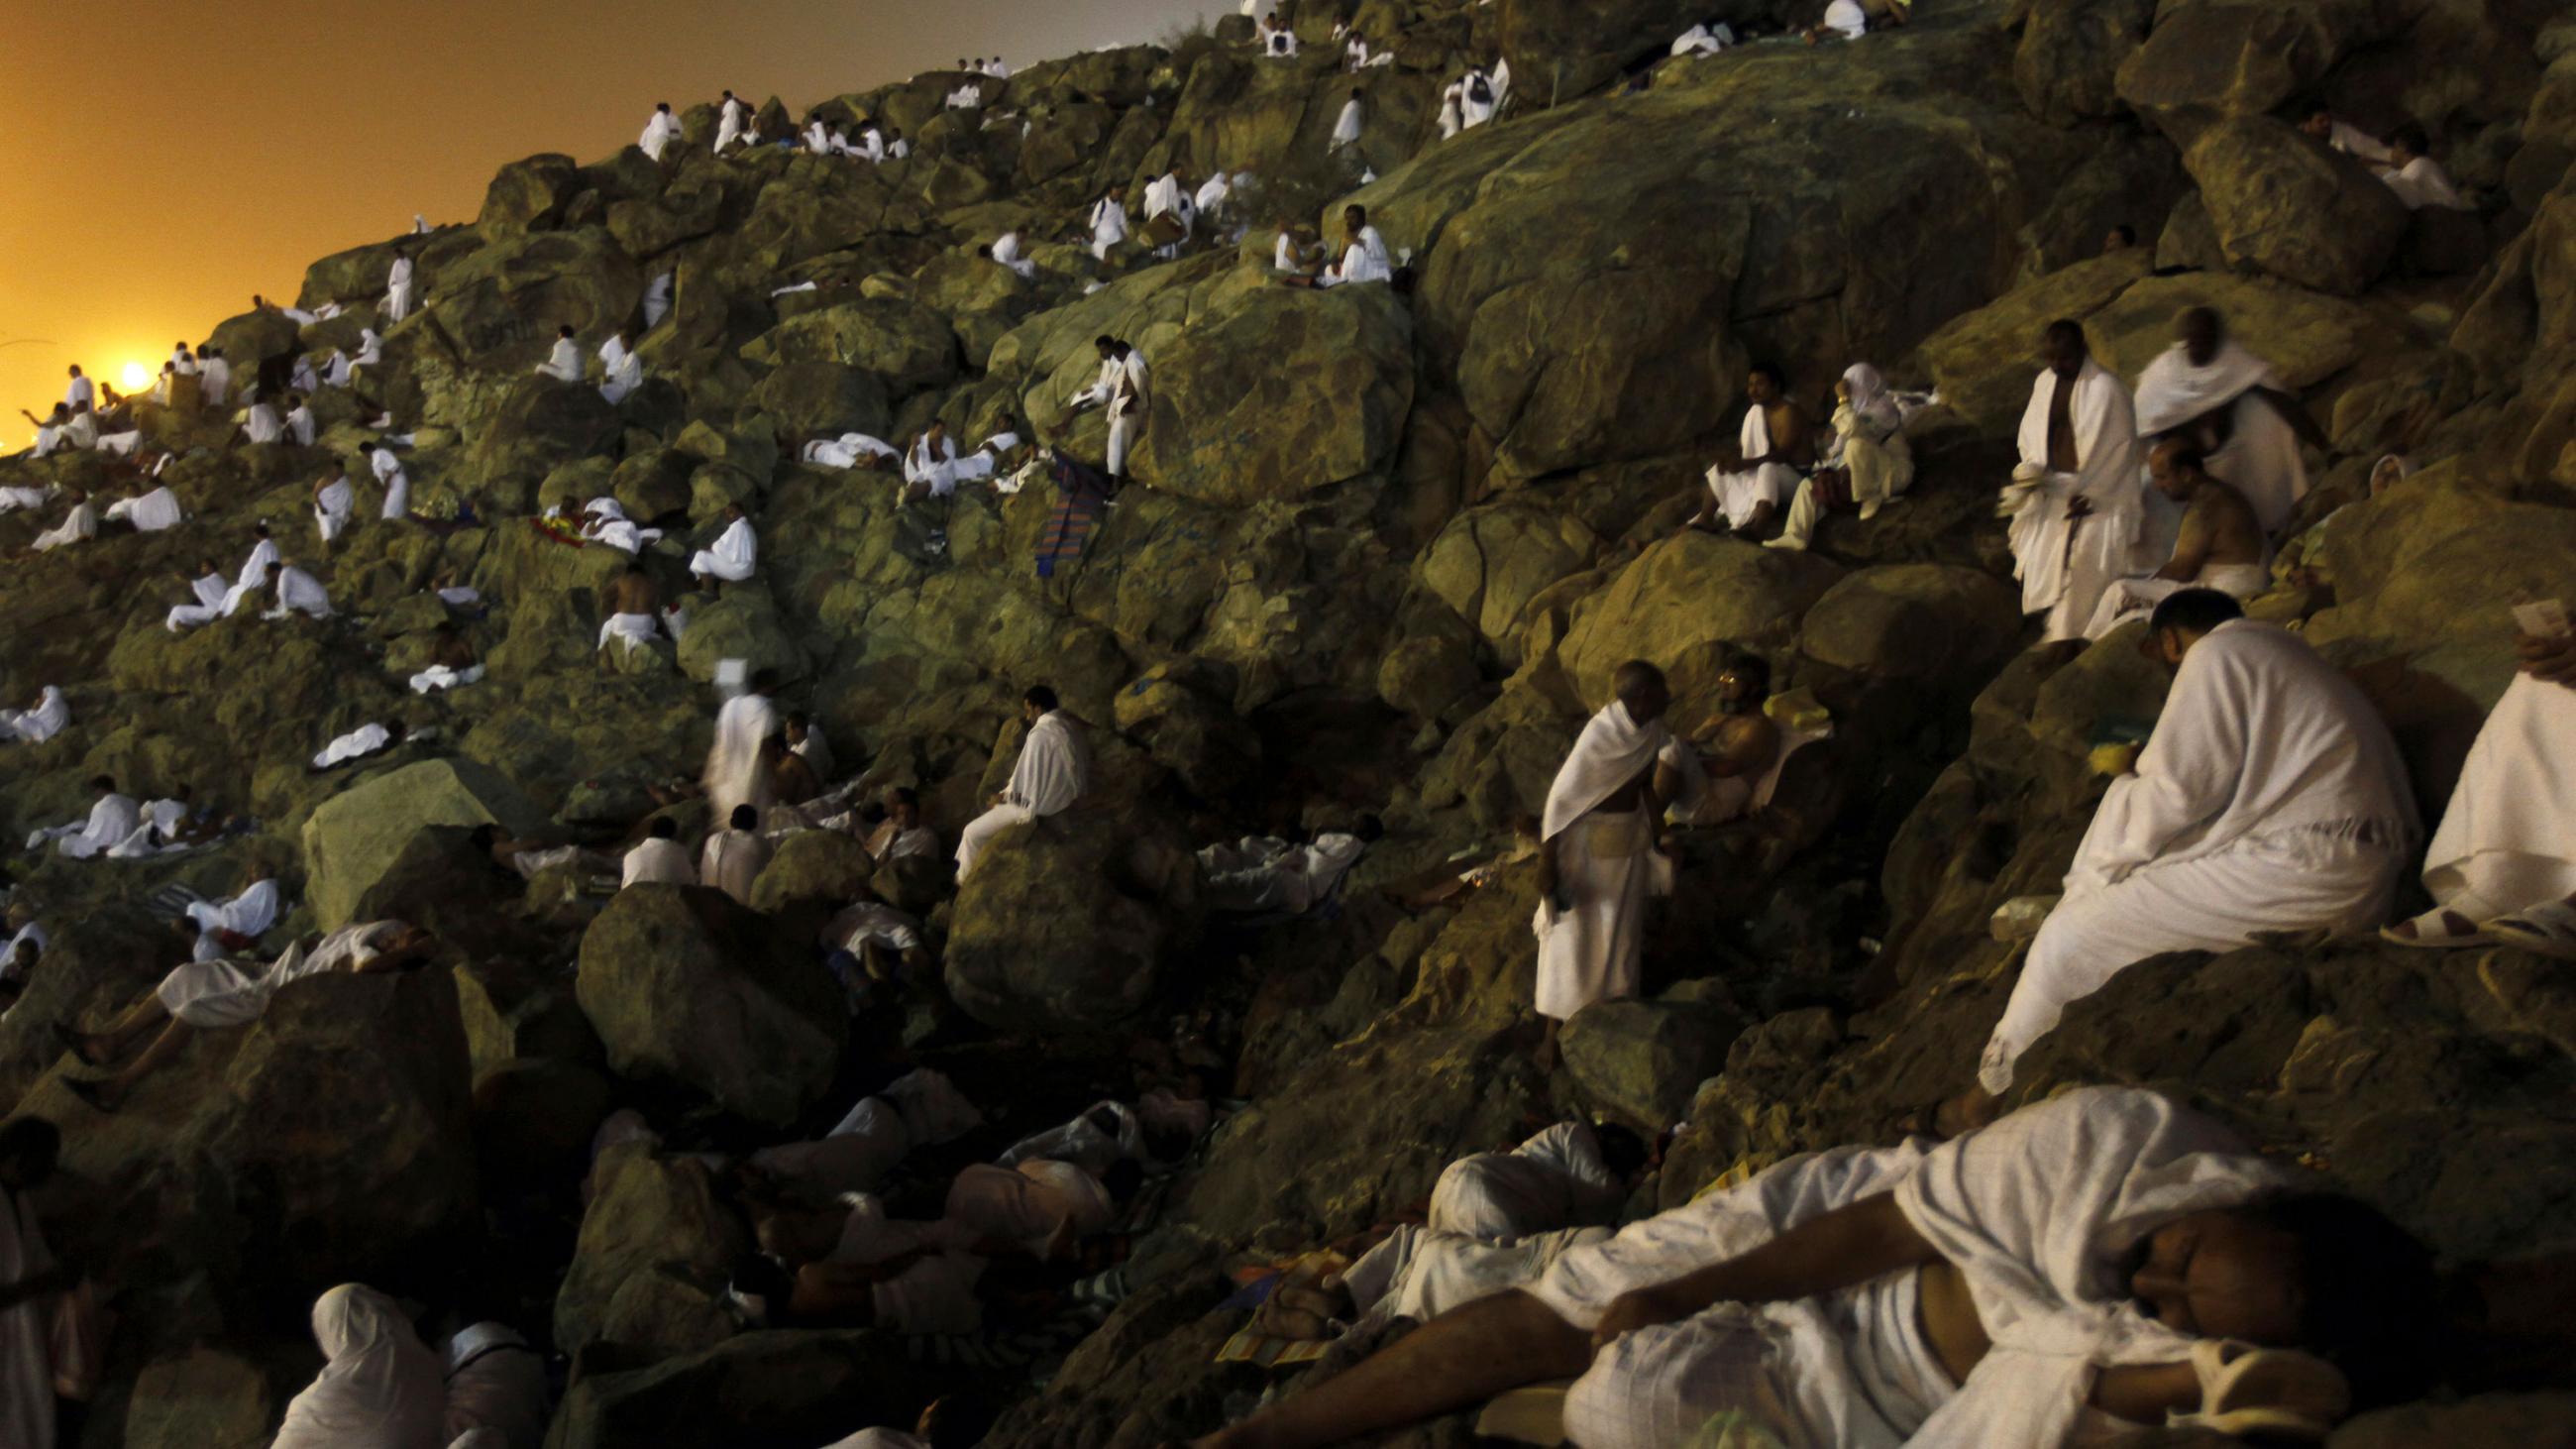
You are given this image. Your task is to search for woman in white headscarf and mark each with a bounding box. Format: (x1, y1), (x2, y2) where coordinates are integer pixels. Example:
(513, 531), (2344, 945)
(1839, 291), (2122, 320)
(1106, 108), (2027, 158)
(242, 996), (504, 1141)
(1768, 362), (1913, 552)
(271, 1284), (448, 1449)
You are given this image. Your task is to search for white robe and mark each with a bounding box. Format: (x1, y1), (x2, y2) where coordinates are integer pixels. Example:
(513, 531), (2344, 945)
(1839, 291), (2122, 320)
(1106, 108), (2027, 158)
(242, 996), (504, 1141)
(703, 691), (779, 822)
(639, 110), (678, 160)
(314, 723), (393, 769)
(991, 231), (1037, 280)
(218, 538), (280, 616)
(1529, 1087), (2288, 1449)
(2133, 341), (2307, 533)
(620, 837), (695, 887)
(1428, 1123), (1626, 1242)
(201, 357), (232, 406)
(30, 502), (96, 552)
(2418, 673), (2576, 919)
(1345, 1225), (1608, 1330)
(1704, 406), (1802, 529)
(1089, 197), (1129, 260)
(439, 1324), (547, 1449)
(245, 403), (284, 444)
(936, 1160), (1113, 1257)
(373, 449), (410, 518)
(2, 686), (69, 744)
(159, 921), (405, 1028)
(688, 516), (757, 581)
(0, 486), (56, 514)
(1982, 622), (2414, 1092)
(697, 829), (772, 905)
(1322, 225), (1392, 286)
(270, 1284), (449, 1449)
(2080, 559), (2273, 641)
(1193, 172), (1232, 218)
(1330, 98), (1364, 150)
(64, 375), (93, 411)
(1822, 0), (1868, 36)
(791, 724), (834, 779)
(315, 477), (356, 541)
(904, 435), (959, 497)
(384, 258), (415, 323)
(2383, 156), (2469, 210)
(714, 99), (747, 154)
(1460, 69), (1498, 128)
(805, 433), (898, 469)
(187, 879), (282, 946)
(1534, 702), (1671, 1021)
(1671, 23), (1735, 56)
(408, 664), (484, 694)
(267, 566), (334, 619)
(288, 406), (318, 446)
(599, 352), (643, 405)
(29, 792), (138, 859)
(104, 488), (181, 532)
(644, 274), (674, 329)
(955, 711), (1090, 880)
(2006, 361), (2149, 642)
(535, 338), (584, 383)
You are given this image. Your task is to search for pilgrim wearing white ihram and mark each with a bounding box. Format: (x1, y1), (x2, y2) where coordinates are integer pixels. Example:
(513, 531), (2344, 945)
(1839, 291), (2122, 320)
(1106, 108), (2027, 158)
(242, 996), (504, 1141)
(1533, 700), (1672, 1023)
(1979, 619), (2413, 1094)
(702, 686), (779, 824)
(2005, 354), (2147, 643)
(955, 707), (1089, 880)
(2132, 337), (2308, 534)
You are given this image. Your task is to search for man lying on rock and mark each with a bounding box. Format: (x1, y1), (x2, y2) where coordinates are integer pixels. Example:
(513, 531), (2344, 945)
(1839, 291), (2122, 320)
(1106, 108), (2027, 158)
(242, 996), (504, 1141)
(60, 921), (439, 1112)
(1180, 1085), (2437, 1449)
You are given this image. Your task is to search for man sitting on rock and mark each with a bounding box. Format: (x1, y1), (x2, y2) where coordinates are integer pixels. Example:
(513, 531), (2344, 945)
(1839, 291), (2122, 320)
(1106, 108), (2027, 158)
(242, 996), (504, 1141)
(956, 685), (1090, 882)
(620, 817), (696, 887)
(2082, 441), (2270, 640)
(534, 325), (585, 383)
(312, 462), (357, 545)
(1956, 591), (2414, 1129)
(2376, 125), (2469, 211)
(2384, 622), (2576, 956)
(62, 921), (439, 1112)
(1532, 661), (1680, 1069)
(25, 777), (139, 860)
(596, 563), (676, 660)
(1686, 364), (1811, 537)
(407, 619), (483, 694)
(2131, 306), (2323, 536)
(698, 803), (771, 906)
(1429, 1121), (1649, 1243)
(2002, 319), (2144, 647)
(182, 865), (282, 962)
(1184, 1086), (2438, 1449)
(264, 559), (334, 620)
(858, 787), (938, 864)
(688, 502), (758, 589)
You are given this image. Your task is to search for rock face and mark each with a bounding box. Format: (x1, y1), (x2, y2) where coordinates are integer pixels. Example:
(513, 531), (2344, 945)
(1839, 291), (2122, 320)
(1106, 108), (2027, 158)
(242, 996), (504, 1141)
(555, 1142), (747, 1355)
(2186, 116), (2410, 295)
(301, 759), (549, 931)
(575, 886), (843, 1125)
(945, 805), (1203, 1034)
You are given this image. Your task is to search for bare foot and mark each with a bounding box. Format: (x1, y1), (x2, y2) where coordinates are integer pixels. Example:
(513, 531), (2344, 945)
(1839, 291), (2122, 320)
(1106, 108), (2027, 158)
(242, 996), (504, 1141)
(1933, 1085), (1998, 1140)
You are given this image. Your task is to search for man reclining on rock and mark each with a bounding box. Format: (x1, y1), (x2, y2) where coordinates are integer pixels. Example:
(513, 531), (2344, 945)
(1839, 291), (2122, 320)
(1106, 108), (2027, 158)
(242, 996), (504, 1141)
(1429, 1120), (1649, 1243)
(1182, 1086), (2439, 1449)
(61, 920), (438, 1111)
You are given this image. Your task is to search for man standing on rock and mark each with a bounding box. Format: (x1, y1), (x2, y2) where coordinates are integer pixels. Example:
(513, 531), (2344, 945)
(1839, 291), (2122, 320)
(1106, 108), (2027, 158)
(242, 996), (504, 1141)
(1088, 185), (1130, 262)
(955, 685), (1089, 882)
(1064, 338), (1148, 482)
(2002, 318), (2144, 647)
(1532, 661), (1679, 1069)
(704, 669), (780, 824)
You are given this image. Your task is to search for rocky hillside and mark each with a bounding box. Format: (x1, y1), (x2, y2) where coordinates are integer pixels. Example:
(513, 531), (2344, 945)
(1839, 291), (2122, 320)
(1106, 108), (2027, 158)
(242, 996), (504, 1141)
(4, 0), (2575, 1444)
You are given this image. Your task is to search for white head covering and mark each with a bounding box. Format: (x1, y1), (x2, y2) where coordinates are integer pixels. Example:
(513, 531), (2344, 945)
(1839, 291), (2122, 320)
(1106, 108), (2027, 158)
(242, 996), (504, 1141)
(270, 1284), (449, 1449)
(1840, 362), (1890, 416)
(2368, 453), (2415, 493)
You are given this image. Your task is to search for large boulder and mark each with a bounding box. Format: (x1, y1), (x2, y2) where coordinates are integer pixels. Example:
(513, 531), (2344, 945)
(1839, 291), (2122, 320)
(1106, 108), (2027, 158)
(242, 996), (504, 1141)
(554, 1142), (747, 1355)
(748, 829), (878, 915)
(575, 885), (844, 1125)
(944, 805), (1202, 1034)
(741, 298), (960, 394)
(2014, 0), (2154, 126)
(1795, 564), (2024, 681)
(2113, 0), (2384, 145)
(480, 153), (584, 236)
(1419, 502), (1604, 650)
(300, 758), (548, 931)
(1919, 251), (2153, 433)
(2185, 117), (2409, 296)
(1556, 534), (1843, 707)
(1132, 283), (1414, 504)
(546, 1330), (915, 1449)
(1561, 995), (1746, 1130)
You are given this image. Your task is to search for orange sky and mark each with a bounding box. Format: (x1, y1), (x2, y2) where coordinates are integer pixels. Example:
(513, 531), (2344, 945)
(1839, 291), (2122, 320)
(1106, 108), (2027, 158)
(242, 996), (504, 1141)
(0, 0), (1231, 450)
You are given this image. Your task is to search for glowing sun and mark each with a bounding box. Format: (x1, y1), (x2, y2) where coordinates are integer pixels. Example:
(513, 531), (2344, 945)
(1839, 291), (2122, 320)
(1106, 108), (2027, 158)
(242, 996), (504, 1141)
(120, 362), (152, 391)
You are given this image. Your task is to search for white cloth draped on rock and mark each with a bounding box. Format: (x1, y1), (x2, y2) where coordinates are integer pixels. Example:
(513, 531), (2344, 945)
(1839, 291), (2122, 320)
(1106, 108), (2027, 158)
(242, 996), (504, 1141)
(703, 690), (779, 823)
(106, 488), (182, 532)
(2133, 340), (2307, 533)
(2, 686), (69, 744)
(2384, 156), (2468, 210)
(1534, 702), (1671, 1021)
(805, 433), (898, 469)
(1704, 406), (1800, 529)
(270, 1284), (449, 1449)
(1981, 622), (2415, 1092)
(314, 723), (392, 769)
(2006, 361), (2148, 642)
(1530, 1087), (2287, 1449)
(1346, 1224), (1609, 1330)
(187, 878), (281, 946)
(1200, 833), (1367, 913)
(2418, 672), (2576, 919)
(689, 516), (757, 581)
(409, 664), (483, 694)
(1671, 22), (1735, 55)
(1428, 1123), (1626, 1242)
(2080, 561), (2273, 641)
